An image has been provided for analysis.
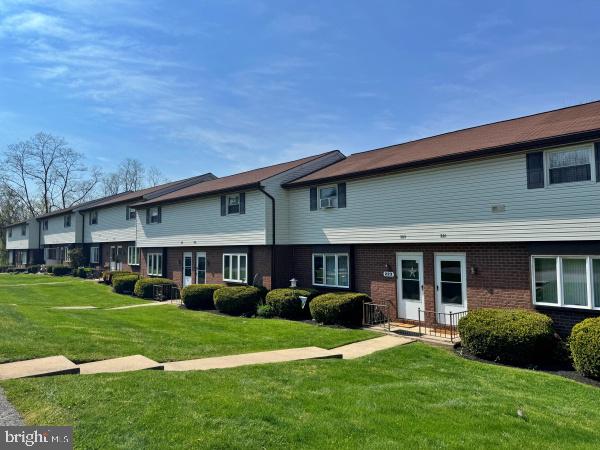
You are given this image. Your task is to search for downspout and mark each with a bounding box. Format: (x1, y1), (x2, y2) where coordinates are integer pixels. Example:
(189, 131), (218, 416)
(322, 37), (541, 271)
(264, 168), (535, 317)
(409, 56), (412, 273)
(258, 186), (276, 288)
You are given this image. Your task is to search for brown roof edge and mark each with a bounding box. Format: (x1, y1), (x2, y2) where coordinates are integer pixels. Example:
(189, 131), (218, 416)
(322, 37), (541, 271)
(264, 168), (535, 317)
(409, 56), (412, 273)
(130, 182), (262, 208)
(283, 129), (600, 188)
(281, 151), (347, 186)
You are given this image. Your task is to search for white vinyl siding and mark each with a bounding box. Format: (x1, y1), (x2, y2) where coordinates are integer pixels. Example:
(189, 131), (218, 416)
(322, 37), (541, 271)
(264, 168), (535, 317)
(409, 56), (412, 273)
(287, 144), (600, 244)
(84, 205), (137, 243)
(147, 253), (163, 276)
(40, 214), (81, 245)
(223, 253), (247, 283)
(532, 255), (600, 310)
(136, 192), (267, 247)
(6, 220), (38, 250)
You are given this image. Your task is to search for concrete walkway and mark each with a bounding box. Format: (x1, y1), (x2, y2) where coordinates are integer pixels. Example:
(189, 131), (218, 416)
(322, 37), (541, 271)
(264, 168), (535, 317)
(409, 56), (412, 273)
(78, 355), (163, 375)
(0, 335), (413, 380)
(107, 302), (175, 310)
(163, 347), (341, 372)
(0, 356), (79, 381)
(52, 306), (98, 310)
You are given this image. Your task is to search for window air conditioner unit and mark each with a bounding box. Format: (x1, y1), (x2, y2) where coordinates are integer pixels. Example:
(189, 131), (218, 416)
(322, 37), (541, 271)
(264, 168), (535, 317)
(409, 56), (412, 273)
(320, 198), (335, 209)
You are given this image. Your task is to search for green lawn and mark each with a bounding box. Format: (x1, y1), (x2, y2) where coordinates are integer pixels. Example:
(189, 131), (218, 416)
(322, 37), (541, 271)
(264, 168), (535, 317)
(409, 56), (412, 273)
(3, 343), (600, 449)
(0, 275), (374, 363)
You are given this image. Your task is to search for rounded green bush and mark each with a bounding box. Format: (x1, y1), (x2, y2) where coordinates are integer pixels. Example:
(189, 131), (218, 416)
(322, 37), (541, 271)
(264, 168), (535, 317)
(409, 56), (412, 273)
(458, 308), (559, 366)
(265, 288), (320, 320)
(112, 274), (139, 295)
(134, 277), (177, 299)
(52, 265), (72, 276)
(213, 286), (261, 316)
(46, 265), (54, 274)
(182, 284), (223, 310)
(257, 303), (276, 318)
(27, 265), (41, 274)
(569, 317), (600, 379)
(309, 292), (370, 327)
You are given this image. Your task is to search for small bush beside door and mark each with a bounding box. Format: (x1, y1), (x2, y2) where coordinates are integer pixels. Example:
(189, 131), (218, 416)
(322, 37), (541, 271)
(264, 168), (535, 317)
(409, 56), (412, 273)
(181, 284), (223, 310)
(310, 292), (370, 327)
(213, 286), (261, 316)
(134, 277), (177, 299)
(569, 317), (600, 379)
(265, 288), (320, 320)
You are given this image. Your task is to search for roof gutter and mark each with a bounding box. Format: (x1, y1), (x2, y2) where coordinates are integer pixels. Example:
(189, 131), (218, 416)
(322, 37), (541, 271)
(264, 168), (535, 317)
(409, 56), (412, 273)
(258, 185), (276, 288)
(283, 129), (600, 188)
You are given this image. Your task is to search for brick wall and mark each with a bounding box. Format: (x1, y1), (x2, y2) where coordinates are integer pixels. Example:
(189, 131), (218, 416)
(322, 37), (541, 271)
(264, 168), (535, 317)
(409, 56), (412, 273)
(536, 307), (600, 337)
(98, 242), (139, 273)
(141, 246), (273, 288)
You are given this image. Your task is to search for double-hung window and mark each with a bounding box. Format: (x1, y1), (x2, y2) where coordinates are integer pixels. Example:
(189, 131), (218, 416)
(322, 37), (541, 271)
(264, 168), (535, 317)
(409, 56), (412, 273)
(8, 228), (12, 238)
(126, 207), (136, 220)
(319, 186), (338, 209)
(42, 220), (48, 231)
(147, 253), (163, 276)
(64, 215), (71, 228)
(21, 225), (26, 236)
(227, 194), (240, 214)
(532, 256), (600, 309)
(148, 207), (161, 224)
(223, 253), (247, 283)
(90, 246), (100, 264)
(89, 210), (98, 225)
(546, 145), (593, 185)
(64, 247), (71, 263)
(313, 253), (349, 288)
(128, 246), (140, 266)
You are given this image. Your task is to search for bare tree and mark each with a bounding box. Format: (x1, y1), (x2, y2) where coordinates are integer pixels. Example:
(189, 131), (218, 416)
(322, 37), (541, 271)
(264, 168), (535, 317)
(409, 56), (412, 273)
(147, 166), (168, 187)
(120, 158), (145, 191)
(0, 132), (101, 215)
(102, 172), (122, 196)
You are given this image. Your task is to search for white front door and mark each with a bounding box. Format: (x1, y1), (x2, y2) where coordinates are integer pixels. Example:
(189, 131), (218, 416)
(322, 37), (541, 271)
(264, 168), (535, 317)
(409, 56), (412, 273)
(116, 246), (123, 271)
(196, 252), (207, 285)
(110, 246), (116, 271)
(435, 253), (467, 323)
(396, 253), (424, 321)
(183, 252), (193, 287)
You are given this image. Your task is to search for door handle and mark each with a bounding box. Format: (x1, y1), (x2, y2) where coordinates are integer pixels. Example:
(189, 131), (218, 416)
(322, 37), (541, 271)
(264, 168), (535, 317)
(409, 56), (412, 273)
(436, 285), (439, 291)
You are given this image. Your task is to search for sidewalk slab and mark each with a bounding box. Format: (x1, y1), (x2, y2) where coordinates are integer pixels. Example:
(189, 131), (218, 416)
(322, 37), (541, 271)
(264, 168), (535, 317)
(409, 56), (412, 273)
(107, 302), (173, 310)
(0, 356), (79, 381)
(52, 306), (98, 310)
(332, 335), (413, 359)
(163, 347), (341, 372)
(78, 355), (163, 375)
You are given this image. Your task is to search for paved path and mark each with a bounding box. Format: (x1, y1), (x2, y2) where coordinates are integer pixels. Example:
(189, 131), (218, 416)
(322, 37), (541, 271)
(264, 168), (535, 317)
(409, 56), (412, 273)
(52, 306), (98, 310)
(0, 387), (23, 426)
(0, 335), (413, 381)
(107, 302), (175, 310)
(0, 282), (76, 288)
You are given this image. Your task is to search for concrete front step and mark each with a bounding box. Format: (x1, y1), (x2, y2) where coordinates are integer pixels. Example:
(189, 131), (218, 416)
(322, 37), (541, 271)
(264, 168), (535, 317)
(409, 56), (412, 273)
(163, 347), (342, 372)
(332, 335), (414, 359)
(0, 356), (79, 381)
(78, 355), (163, 375)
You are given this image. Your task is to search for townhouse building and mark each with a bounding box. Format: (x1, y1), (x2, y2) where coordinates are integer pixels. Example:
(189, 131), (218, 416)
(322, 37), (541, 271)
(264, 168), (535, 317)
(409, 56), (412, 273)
(281, 101), (600, 334)
(131, 151), (343, 289)
(5, 218), (40, 266)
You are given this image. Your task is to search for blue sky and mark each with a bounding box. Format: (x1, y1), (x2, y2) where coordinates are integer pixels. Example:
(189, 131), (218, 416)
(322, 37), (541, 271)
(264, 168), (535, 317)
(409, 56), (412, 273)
(1, 1), (599, 180)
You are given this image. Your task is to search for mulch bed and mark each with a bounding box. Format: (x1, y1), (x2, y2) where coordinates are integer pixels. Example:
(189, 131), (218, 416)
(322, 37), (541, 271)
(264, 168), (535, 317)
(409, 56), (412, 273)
(454, 346), (600, 388)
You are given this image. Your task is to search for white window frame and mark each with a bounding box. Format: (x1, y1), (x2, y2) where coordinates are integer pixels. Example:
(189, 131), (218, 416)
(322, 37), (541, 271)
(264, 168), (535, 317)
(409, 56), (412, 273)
(312, 253), (350, 288)
(89, 210), (98, 225)
(64, 247), (71, 263)
(147, 252), (163, 276)
(531, 255), (600, 310)
(222, 253), (247, 283)
(544, 144), (595, 187)
(90, 246), (100, 264)
(8, 251), (13, 265)
(226, 194), (240, 215)
(21, 250), (27, 265)
(127, 207), (136, 220)
(128, 246), (140, 266)
(319, 185), (338, 209)
(196, 252), (207, 284)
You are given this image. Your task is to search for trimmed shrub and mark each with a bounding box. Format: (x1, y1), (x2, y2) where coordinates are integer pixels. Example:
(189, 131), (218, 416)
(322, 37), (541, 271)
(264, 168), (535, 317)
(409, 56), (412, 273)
(27, 265), (41, 274)
(113, 274), (139, 295)
(182, 284), (223, 310)
(68, 247), (86, 269)
(102, 270), (131, 284)
(458, 308), (559, 366)
(310, 292), (369, 327)
(265, 287), (320, 320)
(257, 303), (276, 318)
(134, 277), (177, 299)
(46, 265), (54, 274)
(52, 265), (72, 276)
(569, 317), (600, 379)
(213, 286), (261, 316)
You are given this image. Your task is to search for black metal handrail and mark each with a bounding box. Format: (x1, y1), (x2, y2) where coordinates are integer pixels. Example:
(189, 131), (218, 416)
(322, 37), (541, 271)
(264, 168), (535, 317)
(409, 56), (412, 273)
(363, 302), (391, 331)
(417, 308), (468, 342)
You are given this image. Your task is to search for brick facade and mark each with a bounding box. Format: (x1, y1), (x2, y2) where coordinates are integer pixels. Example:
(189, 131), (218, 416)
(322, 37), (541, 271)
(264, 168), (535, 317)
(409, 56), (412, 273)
(287, 242), (600, 336)
(140, 245), (274, 289)
(97, 241), (139, 273)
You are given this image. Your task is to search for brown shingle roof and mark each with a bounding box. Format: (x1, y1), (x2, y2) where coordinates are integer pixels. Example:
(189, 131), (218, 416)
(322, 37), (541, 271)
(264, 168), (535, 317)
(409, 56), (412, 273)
(133, 151), (341, 207)
(286, 100), (600, 186)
